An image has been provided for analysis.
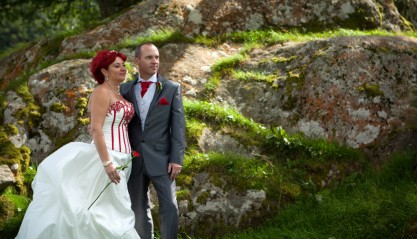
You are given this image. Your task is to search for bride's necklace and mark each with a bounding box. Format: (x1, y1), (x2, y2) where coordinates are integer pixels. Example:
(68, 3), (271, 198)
(105, 81), (120, 95)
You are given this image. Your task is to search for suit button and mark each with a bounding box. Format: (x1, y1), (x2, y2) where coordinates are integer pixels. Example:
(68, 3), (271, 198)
(141, 140), (145, 143)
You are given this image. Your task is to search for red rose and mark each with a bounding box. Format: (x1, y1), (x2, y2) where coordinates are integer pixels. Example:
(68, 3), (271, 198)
(131, 151), (140, 158)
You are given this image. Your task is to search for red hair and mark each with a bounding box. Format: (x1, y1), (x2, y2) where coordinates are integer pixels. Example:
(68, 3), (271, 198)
(90, 50), (127, 84)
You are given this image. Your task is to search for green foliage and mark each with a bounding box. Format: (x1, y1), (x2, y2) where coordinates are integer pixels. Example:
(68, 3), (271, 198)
(184, 119), (205, 151)
(0, 0), (101, 53)
(232, 70), (276, 84)
(120, 28), (195, 50)
(219, 151), (417, 239)
(184, 152), (275, 192)
(211, 53), (247, 73)
(0, 187), (30, 239)
(176, 189), (191, 201)
(264, 126), (363, 163)
(227, 29), (289, 46)
(201, 73), (221, 99)
(125, 61), (137, 82)
(23, 166), (36, 188)
(184, 100), (263, 133)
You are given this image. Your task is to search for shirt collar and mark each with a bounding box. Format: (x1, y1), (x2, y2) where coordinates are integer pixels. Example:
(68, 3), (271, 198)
(137, 73), (157, 83)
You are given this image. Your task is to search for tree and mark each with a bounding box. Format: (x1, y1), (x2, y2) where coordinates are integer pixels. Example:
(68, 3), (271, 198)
(0, 0), (141, 52)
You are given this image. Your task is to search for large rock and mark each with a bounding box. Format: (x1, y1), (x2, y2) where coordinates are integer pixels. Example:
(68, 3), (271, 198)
(1, 0), (417, 237)
(27, 59), (93, 159)
(58, 0), (411, 56)
(0, 0), (413, 89)
(3, 91), (28, 148)
(216, 36), (417, 150)
(0, 165), (15, 191)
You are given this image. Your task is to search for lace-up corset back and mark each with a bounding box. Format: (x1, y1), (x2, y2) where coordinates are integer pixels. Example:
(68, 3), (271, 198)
(102, 101), (135, 153)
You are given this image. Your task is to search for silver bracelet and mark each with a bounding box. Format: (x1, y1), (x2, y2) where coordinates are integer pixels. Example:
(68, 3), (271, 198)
(102, 160), (112, 167)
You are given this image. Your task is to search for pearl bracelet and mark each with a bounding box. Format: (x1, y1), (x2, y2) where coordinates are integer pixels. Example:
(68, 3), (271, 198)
(102, 160), (112, 167)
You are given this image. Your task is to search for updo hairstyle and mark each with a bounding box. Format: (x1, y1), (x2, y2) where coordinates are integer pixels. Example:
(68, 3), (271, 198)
(90, 50), (127, 84)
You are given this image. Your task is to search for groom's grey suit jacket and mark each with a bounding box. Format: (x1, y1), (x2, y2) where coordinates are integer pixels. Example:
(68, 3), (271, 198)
(121, 75), (185, 176)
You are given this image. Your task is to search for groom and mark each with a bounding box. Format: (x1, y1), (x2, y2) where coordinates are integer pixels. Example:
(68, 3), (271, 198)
(121, 43), (186, 239)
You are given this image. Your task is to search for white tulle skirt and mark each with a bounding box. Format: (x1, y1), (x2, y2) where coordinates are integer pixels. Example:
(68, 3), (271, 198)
(16, 142), (140, 239)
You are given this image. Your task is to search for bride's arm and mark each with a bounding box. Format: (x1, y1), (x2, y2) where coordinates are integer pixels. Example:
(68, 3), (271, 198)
(88, 87), (121, 184)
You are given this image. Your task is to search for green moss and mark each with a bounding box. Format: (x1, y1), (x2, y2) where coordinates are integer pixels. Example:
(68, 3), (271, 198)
(3, 124), (19, 136)
(196, 190), (211, 204)
(211, 176), (225, 188)
(19, 146), (31, 173)
(23, 166), (36, 188)
(10, 83), (42, 131)
(77, 117), (90, 125)
(185, 119), (205, 151)
(76, 97), (88, 116)
(177, 173), (193, 188)
(232, 70), (276, 85)
(376, 46), (390, 53)
(49, 102), (68, 113)
(0, 137), (21, 166)
(286, 69), (305, 90)
(184, 153), (273, 193)
(184, 100), (264, 132)
(0, 187), (30, 238)
(271, 56), (297, 64)
(280, 69), (305, 111)
(176, 189), (190, 201)
(0, 194), (14, 220)
(356, 83), (384, 98)
(200, 72), (221, 100)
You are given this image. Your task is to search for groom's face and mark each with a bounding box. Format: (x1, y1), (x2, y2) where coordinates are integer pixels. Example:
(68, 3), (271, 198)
(135, 44), (159, 80)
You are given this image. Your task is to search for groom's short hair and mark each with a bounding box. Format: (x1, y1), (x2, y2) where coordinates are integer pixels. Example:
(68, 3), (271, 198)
(135, 43), (156, 58)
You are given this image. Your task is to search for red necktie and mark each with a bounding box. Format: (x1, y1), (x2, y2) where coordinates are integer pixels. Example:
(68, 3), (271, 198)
(140, 81), (152, 97)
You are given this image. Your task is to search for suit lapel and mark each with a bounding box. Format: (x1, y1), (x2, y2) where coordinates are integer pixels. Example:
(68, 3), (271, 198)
(148, 75), (165, 114)
(128, 80), (141, 119)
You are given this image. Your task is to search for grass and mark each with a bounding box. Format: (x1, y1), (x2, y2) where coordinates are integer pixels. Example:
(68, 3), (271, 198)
(216, 151), (417, 239)
(0, 187), (30, 239)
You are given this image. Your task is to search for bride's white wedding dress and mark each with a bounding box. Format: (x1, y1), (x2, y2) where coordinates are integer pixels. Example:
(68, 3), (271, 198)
(16, 101), (140, 239)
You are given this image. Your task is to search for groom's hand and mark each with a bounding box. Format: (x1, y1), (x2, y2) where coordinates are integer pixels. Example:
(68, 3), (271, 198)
(168, 163), (182, 180)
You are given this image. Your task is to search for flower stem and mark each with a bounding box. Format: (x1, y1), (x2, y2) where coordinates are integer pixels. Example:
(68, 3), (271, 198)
(87, 181), (112, 210)
(87, 151), (138, 210)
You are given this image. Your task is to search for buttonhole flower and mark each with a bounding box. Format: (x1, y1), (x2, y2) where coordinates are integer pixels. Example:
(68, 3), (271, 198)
(156, 82), (163, 92)
(88, 151), (140, 210)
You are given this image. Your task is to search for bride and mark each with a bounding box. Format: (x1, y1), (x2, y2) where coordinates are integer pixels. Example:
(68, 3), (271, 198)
(16, 50), (140, 239)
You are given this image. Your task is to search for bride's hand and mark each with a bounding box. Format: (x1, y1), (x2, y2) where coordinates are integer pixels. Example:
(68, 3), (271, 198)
(105, 163), (120, 184)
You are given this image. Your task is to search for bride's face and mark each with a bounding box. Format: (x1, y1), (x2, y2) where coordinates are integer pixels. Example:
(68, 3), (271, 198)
(107, 57), (127, 82)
